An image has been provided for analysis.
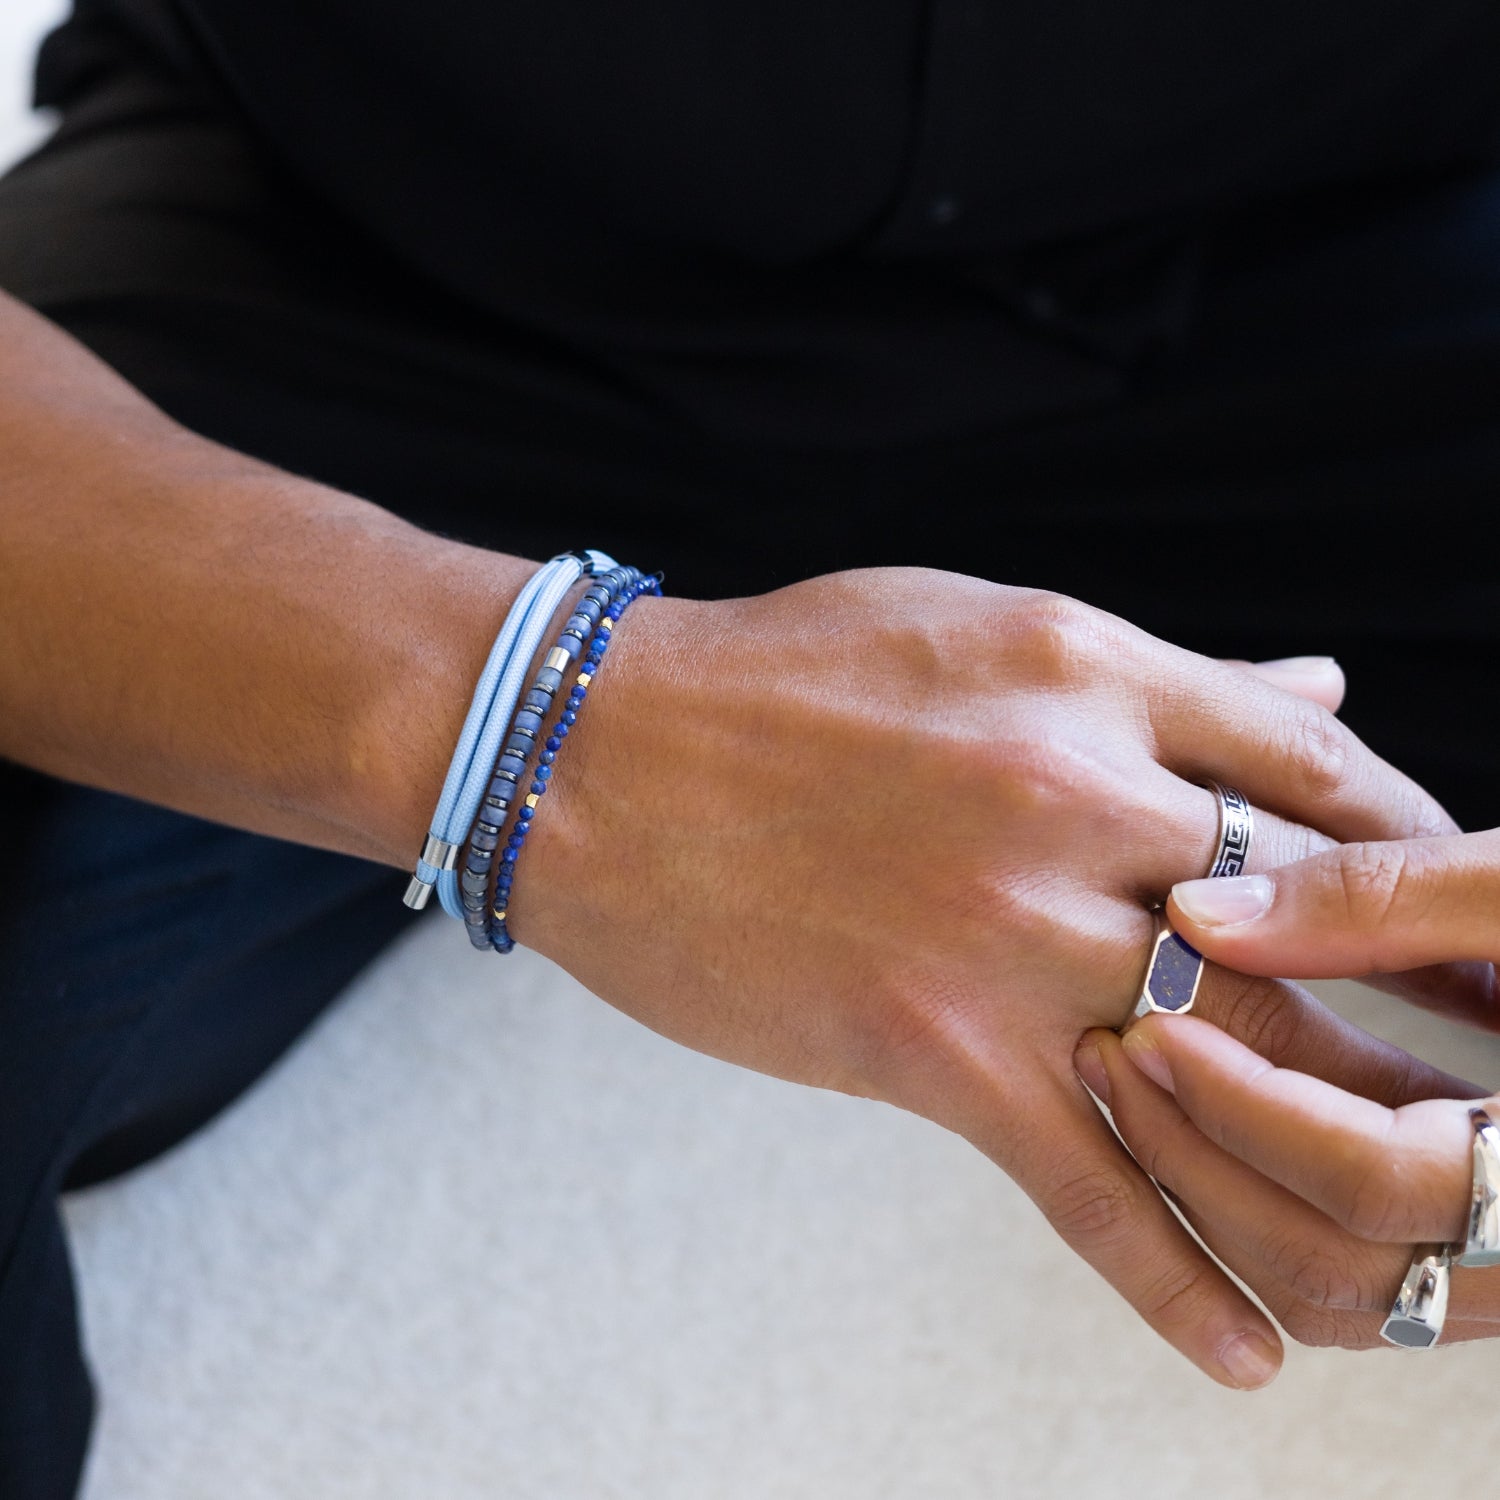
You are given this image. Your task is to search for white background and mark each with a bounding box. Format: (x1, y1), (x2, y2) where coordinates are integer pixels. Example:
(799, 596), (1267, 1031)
(0, 0), (67, 169)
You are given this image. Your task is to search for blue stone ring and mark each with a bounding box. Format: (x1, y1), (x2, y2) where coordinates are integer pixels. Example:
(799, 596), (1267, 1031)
(1133, 910), (1207, 1019)
(1131, 781), (1255, 1021)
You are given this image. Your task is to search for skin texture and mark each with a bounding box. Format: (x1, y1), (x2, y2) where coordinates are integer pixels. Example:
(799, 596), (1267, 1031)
(2, 286), (1493, 1387)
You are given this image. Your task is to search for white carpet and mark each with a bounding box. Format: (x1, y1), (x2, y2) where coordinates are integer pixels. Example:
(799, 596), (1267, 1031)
(62, 921), (1500, 1500)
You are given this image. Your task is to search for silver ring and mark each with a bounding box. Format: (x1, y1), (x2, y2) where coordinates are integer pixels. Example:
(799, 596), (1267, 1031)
(1457, 1106), (1500, 1268)
(1205, 781), (1254, 879)
(1129, 782), (1255, 1022)
(1380, 1244), (1452, 1348)
(1133, 910), (1206, 1020)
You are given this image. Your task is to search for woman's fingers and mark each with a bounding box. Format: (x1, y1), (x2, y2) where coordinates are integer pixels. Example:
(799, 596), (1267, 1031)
(1079, 1029), (1500, 1348)
(1119, 1016), (1485, 1245)
(963, 1070), (1285, 1389)
(1168, 829), (1500, 977)
(1160, 960), (1485, 1108)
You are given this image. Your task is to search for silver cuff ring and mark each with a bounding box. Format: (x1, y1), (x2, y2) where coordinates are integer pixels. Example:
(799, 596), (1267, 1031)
(1457, 1106), (1500, 1268)
(1380, 1244), (1452, 1349)
(1131, 782), (1255, 1022)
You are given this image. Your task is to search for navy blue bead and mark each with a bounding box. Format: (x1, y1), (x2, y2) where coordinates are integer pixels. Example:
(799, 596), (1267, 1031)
(538, 750), (555, 766)
(561, 710), (577, 726)
(502, 848), (517, 863)
(518, 806), (534, 821)
(536, 765), (552, 781)
(530, 780), (547, 795)
(545, 736), (562, 752)
(508, 832), (525, 848)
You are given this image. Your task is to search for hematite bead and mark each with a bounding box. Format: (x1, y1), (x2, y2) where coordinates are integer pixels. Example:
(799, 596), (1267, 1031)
(459, 558), (655, 957)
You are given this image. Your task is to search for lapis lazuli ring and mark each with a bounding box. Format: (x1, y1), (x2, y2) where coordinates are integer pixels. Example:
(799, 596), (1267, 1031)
(1130, 781), (1255, 1022)
(1133, 909), (1206, 1020)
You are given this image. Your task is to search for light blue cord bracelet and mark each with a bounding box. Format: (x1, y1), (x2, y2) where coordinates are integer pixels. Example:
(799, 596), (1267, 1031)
(403, 549), (617, 912)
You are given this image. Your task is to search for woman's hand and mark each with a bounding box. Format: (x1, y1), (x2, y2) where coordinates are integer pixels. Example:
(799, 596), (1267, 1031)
(515, 566), (1478, 1387)
(1080, 1015), (1500, 1351)
(1164, 828), (1500, 1030)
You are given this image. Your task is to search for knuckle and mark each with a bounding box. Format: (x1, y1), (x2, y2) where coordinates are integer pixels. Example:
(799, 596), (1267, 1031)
(1277, 1301), (1349, 1349)
(1215, 972), (1303, 1067)
(1331, 840), (1414, 933)
(1045, 1161), (1141, 1246)
(1336, 1152), (1410, 1244)
(1136, 1261), (1219, 1329)
(1263, 1230), (1365, 1311)
(854, 969), (989, 1089)
(1007, 592), (1126, 684)
(1284, 703), (1353, 804)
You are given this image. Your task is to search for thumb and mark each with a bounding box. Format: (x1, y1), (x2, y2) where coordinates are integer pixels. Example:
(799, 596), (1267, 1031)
(1166, 828), (1500, 978)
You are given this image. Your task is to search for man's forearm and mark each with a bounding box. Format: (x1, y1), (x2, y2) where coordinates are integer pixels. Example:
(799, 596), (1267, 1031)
(0, 288), (535, 866)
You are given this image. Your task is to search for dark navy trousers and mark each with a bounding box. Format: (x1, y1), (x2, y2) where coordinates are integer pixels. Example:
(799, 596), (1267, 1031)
(4, 38), (1500, 1500)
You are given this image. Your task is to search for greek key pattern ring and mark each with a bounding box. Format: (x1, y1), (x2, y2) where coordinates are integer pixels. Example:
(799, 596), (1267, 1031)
(1132, 782), (1255, 1021)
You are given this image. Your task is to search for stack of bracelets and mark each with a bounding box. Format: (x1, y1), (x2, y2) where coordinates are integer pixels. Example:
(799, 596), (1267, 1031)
(404, 551), (663, 954)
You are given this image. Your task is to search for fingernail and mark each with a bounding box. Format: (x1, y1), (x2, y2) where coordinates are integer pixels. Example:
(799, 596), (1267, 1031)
(1218, 1332), (1281, 1390)
(1256, 655), (1337, 673)
(1122, 1029), (1173, 1092)
(1074, 1040), (1111, 1106)
(1172, 873), (1273, 928)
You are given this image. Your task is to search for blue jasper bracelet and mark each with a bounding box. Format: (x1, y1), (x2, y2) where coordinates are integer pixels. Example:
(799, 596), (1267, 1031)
(482, 569), (662, 954)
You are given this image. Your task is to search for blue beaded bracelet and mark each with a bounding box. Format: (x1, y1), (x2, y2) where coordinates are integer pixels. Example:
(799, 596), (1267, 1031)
(456, 565), (644, 949)
(487, 570), (663, 954)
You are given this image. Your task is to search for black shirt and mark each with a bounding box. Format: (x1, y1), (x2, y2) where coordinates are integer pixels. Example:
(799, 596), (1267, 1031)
(37, 0), (1500, 444)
